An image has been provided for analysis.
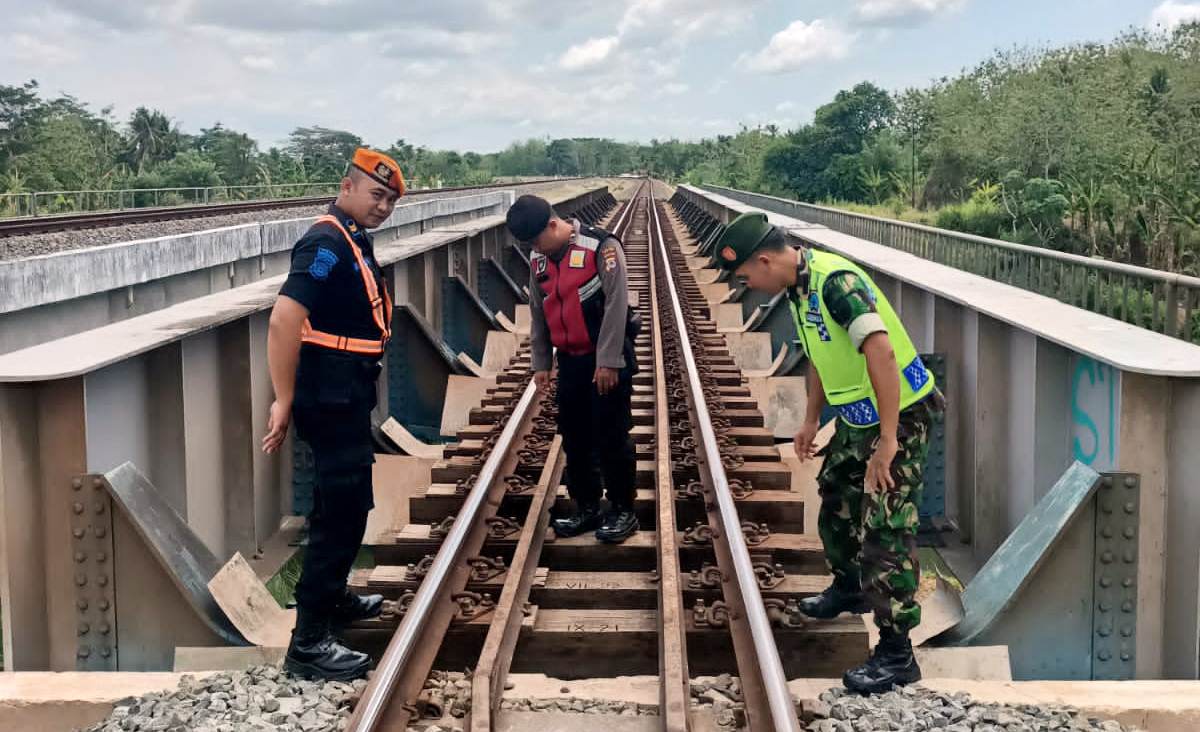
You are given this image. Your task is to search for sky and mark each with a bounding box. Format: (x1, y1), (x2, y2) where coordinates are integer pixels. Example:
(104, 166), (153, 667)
(2, 0), (1199, 153)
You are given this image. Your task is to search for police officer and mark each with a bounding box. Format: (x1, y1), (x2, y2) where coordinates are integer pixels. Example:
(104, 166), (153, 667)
(715, 212), (942, 694)
(262, 148), (406, 680)
(506, 195), (639, 543)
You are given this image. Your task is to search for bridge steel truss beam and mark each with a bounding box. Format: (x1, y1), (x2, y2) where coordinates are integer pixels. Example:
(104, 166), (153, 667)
(0, 185), (613, 671)
(673, 184), (1200, 682)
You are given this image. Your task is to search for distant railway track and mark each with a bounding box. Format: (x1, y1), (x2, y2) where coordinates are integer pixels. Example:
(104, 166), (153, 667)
(337, 181), (858, 731)
(0, 178), (586, 238)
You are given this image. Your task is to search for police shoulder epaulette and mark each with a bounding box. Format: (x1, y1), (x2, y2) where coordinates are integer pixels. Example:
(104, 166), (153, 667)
(581, 224), (619, 247)
(575, 231), (602, 252)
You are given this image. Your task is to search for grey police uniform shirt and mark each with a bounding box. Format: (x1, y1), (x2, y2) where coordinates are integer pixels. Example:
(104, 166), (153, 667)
(529, 219), (629, 372)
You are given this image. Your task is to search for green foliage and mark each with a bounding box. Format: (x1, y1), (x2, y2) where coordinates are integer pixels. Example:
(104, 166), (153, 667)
(155, 150), (222, 189)
(997, 172), (1071, 247)
(2, 22), (1200, 275)
(195, 123), (261, 186)
(786, 25), (1200, 273)
(764, 83), (897, 202)
(285, 126), (363, 182)
(0, 80), (46, 173)
(935, 197), (1007, 239)
(125, 107), (182, 175)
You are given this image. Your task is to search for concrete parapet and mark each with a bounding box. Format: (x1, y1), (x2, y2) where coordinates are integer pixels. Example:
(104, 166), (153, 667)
(0, 192), (512, 354)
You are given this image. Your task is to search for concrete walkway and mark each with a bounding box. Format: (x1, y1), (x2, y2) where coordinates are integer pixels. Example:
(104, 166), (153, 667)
(0, 672), (215, 732)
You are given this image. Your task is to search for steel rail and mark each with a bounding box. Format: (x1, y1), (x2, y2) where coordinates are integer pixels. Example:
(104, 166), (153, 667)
(608, 179), (646, 236)
(348, 186), (638, 732)
(467, 438), (566, 731)
(649, 188), (802, 731)
(645, 183), (693, 731)
(348, 379), (540, 732)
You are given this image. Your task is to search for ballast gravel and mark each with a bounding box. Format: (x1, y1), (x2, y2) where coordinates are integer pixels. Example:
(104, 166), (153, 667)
(1, 205), (327, 262)
(804, 686), (1140, 732)
(76, 665), (363, 732)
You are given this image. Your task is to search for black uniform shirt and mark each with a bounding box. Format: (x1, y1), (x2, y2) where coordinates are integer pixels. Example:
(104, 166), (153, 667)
(279, 204), (387, 343)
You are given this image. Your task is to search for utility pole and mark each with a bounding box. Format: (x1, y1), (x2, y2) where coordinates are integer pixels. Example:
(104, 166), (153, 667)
(911, 131), (917, 209)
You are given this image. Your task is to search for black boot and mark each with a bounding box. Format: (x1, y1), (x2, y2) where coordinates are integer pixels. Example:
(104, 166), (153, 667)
(799, 578), (869, 619)
(843, 629), (921, 694)
(553, 502), (604, 538)
(284, 607), (371, 682)
(594, 507), (639, 544)
(329, 591), (383, 626)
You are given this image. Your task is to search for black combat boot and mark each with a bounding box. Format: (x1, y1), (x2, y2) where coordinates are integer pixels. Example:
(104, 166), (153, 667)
(284, 606), (371, 682)
(553, 501), (605, 538)
(329, 591), (384, 626)
(799, 577), (869, 619)
(843, 628), (922, 694)
(594, 506), (639, 544)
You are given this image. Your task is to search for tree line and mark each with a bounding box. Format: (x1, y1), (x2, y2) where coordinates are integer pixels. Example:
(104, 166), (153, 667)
(2, 23), (1197, 275)
(740, 25), (1200, 277)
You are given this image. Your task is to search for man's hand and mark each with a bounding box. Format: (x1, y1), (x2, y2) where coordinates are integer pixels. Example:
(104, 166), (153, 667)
(594, 366), (619, 395)
(865, 435), (899, 492)
(793, 418), (821, 462)
(533, 370), (551, 392)
(262, 399), (292, 454)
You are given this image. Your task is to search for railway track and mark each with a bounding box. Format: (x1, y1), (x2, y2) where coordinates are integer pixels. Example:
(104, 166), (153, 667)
(339, 181), (869, 731)
(0, 177), (587, 238)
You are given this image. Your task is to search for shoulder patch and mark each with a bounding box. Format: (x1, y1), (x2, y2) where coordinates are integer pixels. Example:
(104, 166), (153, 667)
(532, 253), (547, 275)
(602, 246), (618, 272)
(308, 247), (338, 281)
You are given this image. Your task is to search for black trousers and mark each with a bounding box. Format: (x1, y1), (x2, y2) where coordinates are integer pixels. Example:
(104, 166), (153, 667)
(291, 351), (379, 615)
(556, 352), (636, 510)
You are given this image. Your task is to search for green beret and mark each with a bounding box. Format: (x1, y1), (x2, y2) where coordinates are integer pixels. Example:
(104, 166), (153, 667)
(715, 212), (774, 270)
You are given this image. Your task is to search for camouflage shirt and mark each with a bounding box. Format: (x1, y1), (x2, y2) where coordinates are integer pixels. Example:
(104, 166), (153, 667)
(789, 261), (888, 351)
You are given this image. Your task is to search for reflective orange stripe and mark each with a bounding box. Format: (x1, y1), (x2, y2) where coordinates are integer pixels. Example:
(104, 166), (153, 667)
(299, 324), (387, 355)
(301, 215), (393, 355)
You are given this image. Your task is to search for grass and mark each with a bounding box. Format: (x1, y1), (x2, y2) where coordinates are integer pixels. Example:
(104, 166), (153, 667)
(822, 199), (941, 227)
(264, 546), (376, 608)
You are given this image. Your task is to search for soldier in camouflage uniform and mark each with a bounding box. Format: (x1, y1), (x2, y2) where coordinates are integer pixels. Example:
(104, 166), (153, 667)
(715, 211), (943, 694)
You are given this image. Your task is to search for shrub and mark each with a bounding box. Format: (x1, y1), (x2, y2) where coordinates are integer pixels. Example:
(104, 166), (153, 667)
(935, 197), (1007, 238)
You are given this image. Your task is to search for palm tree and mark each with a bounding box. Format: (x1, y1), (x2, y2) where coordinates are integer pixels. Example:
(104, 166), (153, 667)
(126, 107), (175, 175)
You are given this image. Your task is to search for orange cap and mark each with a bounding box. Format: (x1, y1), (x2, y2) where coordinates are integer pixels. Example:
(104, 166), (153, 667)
(351, 148), (406, 197)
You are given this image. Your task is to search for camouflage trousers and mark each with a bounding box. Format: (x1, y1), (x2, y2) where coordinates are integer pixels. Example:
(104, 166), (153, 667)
(815, 398), (936, 633)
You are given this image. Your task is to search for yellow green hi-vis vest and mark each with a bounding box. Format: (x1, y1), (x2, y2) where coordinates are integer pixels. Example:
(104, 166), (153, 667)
(788, 249), (935, 428)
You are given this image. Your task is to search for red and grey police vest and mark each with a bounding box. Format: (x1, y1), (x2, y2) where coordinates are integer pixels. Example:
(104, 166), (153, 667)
(531, 226), (612, 356)
(300, 214), (393, 356)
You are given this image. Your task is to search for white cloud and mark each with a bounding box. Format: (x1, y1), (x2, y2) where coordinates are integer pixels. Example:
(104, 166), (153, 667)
(239, 55), (276, 71)
(854, 0), (966, 27)
(617, 0), (760, 48)
(3, 32), (78, 65)
(738, 19), (856, 74)
(776, 100), (798, 112)
(662, 82), (690, 95)
(399, 60), (448, 79)
(1149, 1), (1200, 31)
(559, 35), (619, 71)
(383, 29), (507, 58)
